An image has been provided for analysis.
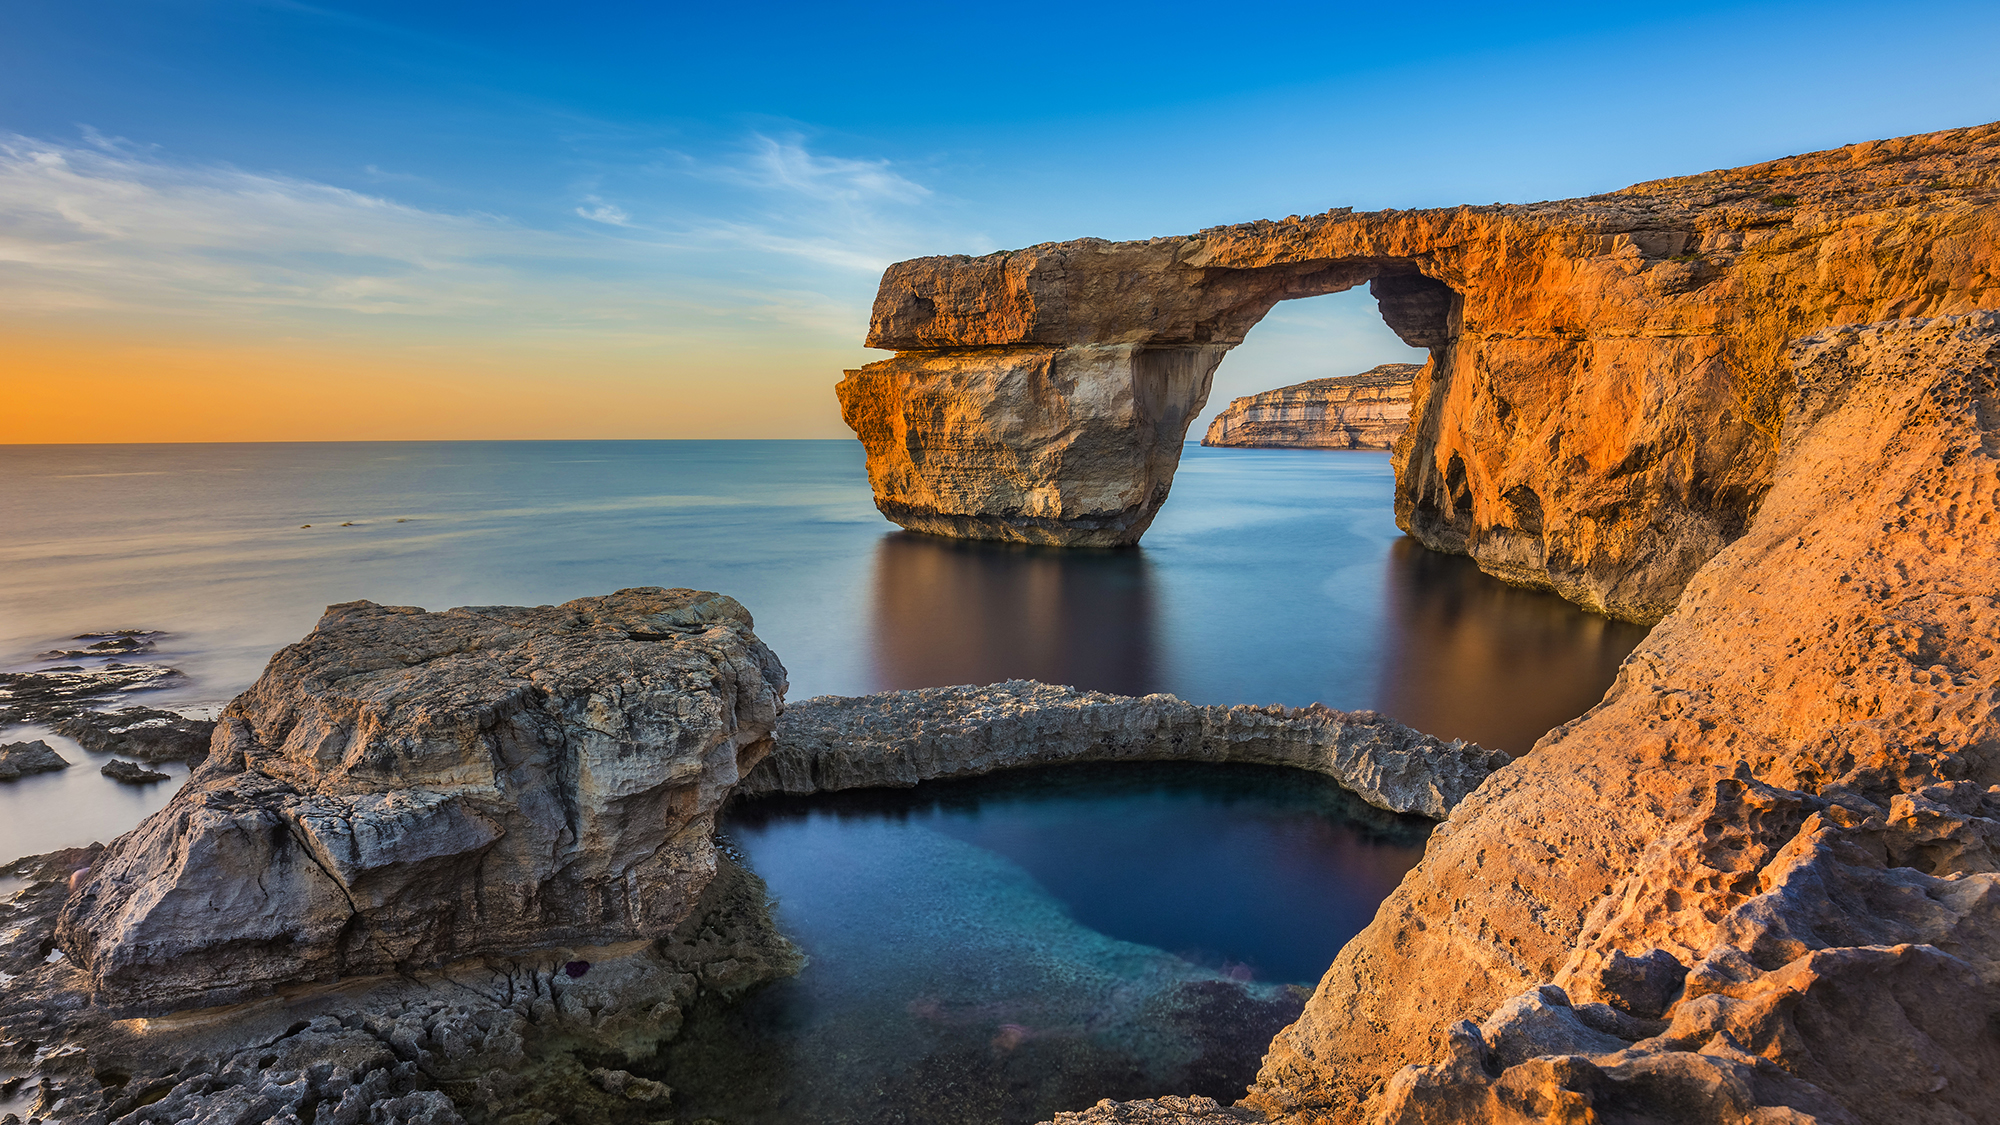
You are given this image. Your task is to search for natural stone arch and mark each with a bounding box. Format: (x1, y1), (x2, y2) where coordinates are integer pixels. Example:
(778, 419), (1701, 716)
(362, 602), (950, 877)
(839, 123), (2000, 622)
(838, 251), (1454, 545)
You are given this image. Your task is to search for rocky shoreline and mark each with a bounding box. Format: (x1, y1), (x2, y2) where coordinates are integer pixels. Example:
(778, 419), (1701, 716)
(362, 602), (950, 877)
(747, 680), (1506, 820)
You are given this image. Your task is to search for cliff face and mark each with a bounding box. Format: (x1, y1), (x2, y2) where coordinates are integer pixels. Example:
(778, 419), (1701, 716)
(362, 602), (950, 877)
(1246, 312), (2000, 1123)
(841, 122), (2000, 620)
(56, 587), (788, 1011)
(1201, 364), (1419, 449)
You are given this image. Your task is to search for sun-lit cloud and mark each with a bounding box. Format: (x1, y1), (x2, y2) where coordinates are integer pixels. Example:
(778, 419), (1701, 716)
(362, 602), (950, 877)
(0, 128), (996, 441)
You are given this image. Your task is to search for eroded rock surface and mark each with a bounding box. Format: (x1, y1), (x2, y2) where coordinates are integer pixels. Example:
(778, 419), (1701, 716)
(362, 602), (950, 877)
(844, 122), (2000, 620)
(743, 680), (1507, 819)
(0, 739), (68, 780)
(54, 587), (787, 1012)
(1238, 314), (2000, 1124)
(53, 707), (216, 763)
(0, 846), (799, 1125)
(98, 759), (169, 785)
(1202, 364), (1418, 450)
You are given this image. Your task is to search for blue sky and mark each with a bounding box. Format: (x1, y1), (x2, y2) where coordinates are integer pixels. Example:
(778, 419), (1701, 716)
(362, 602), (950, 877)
(4, 0), (1998, 440)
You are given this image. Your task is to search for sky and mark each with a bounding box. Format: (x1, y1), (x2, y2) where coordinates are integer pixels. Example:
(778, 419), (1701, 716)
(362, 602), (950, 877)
(3, 0), (1998, 443)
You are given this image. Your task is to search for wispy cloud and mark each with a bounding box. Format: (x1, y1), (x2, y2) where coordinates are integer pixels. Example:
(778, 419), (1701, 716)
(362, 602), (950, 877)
(0, 130), (983, 345)
(574, 195), (631, 226)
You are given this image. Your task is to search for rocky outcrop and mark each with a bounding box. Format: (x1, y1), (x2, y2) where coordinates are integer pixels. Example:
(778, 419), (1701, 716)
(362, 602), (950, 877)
(1, 845), (800, 1125)
(1201, 364), (1418, 449)
(54, 706), (216, 763)
(741, 680), (1507, 819)
(99, 759), (170, 784)
(842, 122), (2000, 620)
(0, 662), (183, 726)
(1240, 313), (2000, 1123)
(0, 739), (68, 780)
(54, 587), (788, 1012)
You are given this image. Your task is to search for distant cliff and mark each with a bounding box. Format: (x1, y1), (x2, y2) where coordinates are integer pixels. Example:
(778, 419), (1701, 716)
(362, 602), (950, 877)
(1201, 363), (1419, 449)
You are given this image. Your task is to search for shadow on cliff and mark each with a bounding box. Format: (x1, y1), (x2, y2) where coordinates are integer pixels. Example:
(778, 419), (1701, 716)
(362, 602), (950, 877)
(1373, 538), (1652, 755)
(867, 533), (1161, 695)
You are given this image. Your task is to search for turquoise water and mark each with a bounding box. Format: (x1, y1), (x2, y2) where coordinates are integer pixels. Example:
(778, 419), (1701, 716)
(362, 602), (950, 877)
(659, 763), (1428, 1124)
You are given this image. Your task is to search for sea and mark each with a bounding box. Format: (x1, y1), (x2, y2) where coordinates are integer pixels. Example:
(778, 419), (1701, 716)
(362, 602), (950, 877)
(0, 439), (1649, 1122)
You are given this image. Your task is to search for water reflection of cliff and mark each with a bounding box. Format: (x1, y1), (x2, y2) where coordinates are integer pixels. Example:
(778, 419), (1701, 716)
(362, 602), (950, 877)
(867, 533), (1160, 696)
(1373, 538), (1651, 755)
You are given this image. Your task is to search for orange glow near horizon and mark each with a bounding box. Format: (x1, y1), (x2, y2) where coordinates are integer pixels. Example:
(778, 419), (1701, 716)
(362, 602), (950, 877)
(1, 329), (864, 443)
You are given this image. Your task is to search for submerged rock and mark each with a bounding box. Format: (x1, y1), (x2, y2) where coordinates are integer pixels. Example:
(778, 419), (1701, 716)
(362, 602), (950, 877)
(0, 662), (184, 726)
(99, 758), (170, 784)
(745, 680), (1507, 819)
(1244, 313), (2000, 1123)
(1201, 364), (1419, 450)
(56, 586), (788, 1012)
(53, 706), (217, 763)
(0, 739), (69, 780)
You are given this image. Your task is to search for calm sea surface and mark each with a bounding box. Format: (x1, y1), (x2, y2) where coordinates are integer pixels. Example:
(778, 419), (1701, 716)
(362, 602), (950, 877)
(0, 439), (1647, 1121)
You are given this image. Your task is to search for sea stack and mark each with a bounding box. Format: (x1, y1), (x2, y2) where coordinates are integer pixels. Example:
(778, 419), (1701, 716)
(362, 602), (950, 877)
(1201, 363), (1420, 449)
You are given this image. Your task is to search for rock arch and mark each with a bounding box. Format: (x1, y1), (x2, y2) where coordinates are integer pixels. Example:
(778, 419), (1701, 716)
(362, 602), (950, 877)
(837, 122), (2000, 622)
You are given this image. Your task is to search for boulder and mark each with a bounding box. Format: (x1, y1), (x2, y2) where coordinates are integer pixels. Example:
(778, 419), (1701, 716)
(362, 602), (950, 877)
(55, 587), (787, 1012)
(1243, 314), (2000, 1123)
(1201, 364), (1419, 450)
(743, 680), (1507, 819)
(0, 739), (69, 780)
(99, 758), (170, 784)
(842, 121), (2000, 621)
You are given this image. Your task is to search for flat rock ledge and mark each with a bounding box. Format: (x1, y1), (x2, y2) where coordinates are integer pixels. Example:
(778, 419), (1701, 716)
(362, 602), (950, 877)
(742, 680), (1508, 820)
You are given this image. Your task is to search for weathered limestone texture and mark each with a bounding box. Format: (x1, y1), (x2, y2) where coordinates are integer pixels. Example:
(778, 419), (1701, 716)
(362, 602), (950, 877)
(3, 845), (800, 1125)
(843, 122), (2000, 621)
(1202, 364), (1419, 449)
(55, 587), (788, 1012)
(1243, 312), (2000, 1123)
(741, 680), (1507, 819)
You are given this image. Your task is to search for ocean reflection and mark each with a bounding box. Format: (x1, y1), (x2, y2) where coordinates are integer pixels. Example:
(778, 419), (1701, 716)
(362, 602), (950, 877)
(1374, 538), (1651, 754)
(867, 533), (1161, 696)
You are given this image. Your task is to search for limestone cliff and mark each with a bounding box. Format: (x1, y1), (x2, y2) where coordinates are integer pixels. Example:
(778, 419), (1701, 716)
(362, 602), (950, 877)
(1241, 313), (2000, 1123)
(56, 587), (788, 1012)
(1201, 364), (1418, 449)
(841, 121), (2000, 621)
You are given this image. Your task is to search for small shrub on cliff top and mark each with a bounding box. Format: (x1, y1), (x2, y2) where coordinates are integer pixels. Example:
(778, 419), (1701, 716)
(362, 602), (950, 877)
(1763, 193), (1799, 207)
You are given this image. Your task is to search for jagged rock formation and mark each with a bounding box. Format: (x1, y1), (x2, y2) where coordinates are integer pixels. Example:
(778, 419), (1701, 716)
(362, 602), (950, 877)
(742, 680), (1507, 819)
(842, 122), (2000, 620)
(1235, 313), (2000, 1123)
(0, 739), (68, 780)
(1, 845), (800, 1125)
(99, 758), (170, 784)
(1201, 364), (1419, 449)
(53, 706), (216, 763)
(54, 587), (788, 1012)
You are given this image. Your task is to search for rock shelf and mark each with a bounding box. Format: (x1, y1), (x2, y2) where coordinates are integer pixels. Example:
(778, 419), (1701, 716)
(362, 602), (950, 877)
(746, 680), (1506, 820)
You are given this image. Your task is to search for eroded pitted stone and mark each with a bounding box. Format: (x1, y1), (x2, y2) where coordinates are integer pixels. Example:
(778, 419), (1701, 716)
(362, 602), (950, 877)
(55, 587), (788, 1012)
(1245, 314), (2000, 1123)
